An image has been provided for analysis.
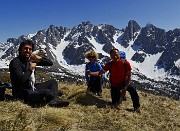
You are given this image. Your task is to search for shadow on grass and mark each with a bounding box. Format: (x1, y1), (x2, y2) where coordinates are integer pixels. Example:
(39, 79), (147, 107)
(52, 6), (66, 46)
(125, 108), (134, 112)
(3, 94), (47, 108)
(23, 100), (48, 108)
(75, 92), (109, 108)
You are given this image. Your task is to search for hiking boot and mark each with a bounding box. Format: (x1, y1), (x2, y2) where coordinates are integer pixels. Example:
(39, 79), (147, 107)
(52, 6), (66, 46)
(111, 104), (120, 110)
(115, 106), (120, 110)
(97, 92), (102, 97)
(134, 107), (141, 113)
(119, 97), (123, 104)
(86, 90), (95, 95)
(111, 104), (115, 109)
(48, 97), (69, 107)
(121, 96), (127, 101)
(57, 90), (64, 97)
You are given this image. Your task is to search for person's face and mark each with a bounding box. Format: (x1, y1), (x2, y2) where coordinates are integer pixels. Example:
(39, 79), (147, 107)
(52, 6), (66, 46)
(87, 55), (96, 63)
(20, 44), (33, 59)
(110, 50), (120, 62)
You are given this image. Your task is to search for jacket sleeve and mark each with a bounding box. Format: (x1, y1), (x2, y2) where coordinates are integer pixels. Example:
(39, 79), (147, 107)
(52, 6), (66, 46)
(97, 63), (103, 71)
(36, 57), (53, 66)
(97, 63), (105, 77)
(85, 64), (90, 82)
(103, 62), (110, 72)
(125, 61), (132, 76)
(9, 58), (32, 86)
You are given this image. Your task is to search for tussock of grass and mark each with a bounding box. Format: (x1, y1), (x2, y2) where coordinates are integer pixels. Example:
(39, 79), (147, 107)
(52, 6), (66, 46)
(0, 83), (179, 131)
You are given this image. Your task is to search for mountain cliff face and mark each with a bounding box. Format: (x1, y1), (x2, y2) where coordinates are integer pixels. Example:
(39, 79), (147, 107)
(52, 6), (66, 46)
(157, 29), (180, 75)
(0, 20), (179, 99)
(121, 20), (141, 48)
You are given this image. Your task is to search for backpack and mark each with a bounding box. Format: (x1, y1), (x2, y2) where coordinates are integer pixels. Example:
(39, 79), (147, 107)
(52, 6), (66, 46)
(119, 51), (127, 71)
(0, 81), (11, 101)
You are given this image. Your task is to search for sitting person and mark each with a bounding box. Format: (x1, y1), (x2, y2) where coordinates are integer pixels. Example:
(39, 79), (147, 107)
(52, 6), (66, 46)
(85, 50), (104, 96)
(9, 40), (69, 107)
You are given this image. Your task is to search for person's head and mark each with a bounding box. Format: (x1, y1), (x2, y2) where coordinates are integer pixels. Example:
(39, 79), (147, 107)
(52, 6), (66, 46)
(85, 51), (98, 62)
(110, 49), (120, 62)
(119, 51), (126, 59)
(18, 40), (35, 59)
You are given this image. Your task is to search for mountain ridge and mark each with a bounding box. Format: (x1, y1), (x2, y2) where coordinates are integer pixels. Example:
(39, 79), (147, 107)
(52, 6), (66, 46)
(0, 20), (179, 99)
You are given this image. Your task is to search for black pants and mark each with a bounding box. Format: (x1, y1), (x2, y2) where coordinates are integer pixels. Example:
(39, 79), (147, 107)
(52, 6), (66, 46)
(88, 76), (102, 94)
(110, 83), (140, 108)
(24, 79), (58, 103)
(0, 88), (5, 101)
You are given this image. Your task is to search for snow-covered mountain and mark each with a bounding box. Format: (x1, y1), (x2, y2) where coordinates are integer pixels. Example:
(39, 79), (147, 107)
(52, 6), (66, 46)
(0, 20), (179, 99)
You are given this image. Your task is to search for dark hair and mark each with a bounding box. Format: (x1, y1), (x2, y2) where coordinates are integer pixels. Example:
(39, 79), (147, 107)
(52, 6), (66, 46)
(110, 48), (119, 55)
(18, 40), (35, 54)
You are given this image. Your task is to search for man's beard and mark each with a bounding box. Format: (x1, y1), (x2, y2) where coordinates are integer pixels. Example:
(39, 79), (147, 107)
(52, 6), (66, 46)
(20, 53), (31, 60)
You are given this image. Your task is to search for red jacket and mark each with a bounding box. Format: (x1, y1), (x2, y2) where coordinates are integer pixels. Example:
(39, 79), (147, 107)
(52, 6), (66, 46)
(103, 59), (132, 87)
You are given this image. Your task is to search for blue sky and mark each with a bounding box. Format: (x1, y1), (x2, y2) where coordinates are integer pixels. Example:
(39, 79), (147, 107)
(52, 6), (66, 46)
(0, 0), (180, 43)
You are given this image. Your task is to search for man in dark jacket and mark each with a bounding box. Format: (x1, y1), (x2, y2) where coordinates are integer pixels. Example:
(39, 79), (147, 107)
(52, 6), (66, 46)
(9, 40), (69, 107)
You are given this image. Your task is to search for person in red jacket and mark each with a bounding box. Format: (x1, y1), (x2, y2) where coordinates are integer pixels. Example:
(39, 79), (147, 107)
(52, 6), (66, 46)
(87, 49), (140, 112)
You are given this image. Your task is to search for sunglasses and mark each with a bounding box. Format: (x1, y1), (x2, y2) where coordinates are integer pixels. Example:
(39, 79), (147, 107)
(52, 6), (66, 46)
(88, 56), (95, 58)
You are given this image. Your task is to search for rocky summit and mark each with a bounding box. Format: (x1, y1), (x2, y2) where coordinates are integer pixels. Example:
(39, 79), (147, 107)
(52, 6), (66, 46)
(0, 20), (179, 99)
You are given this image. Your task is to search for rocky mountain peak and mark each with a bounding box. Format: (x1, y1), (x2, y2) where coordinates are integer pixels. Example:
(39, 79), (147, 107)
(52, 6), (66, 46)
(0, 20), (179, 77)
(0, 20), (179, 99)
(121, 20), (141, 48)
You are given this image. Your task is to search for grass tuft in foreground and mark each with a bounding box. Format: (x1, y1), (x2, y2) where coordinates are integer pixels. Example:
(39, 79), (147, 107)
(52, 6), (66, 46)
(0, 82), (179, 131)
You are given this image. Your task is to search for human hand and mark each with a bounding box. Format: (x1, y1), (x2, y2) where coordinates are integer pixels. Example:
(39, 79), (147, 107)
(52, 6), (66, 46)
(86, 70), (91, 75)
(98, 70), (104, 76)
(29, 62), (37, 70)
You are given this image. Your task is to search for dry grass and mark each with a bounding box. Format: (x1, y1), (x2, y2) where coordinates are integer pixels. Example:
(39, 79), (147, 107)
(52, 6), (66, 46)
(0, 83), (179, 131)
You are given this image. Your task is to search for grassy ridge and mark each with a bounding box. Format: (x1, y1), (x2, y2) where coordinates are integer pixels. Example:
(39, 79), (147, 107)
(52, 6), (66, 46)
(0, 83), (179, 131)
